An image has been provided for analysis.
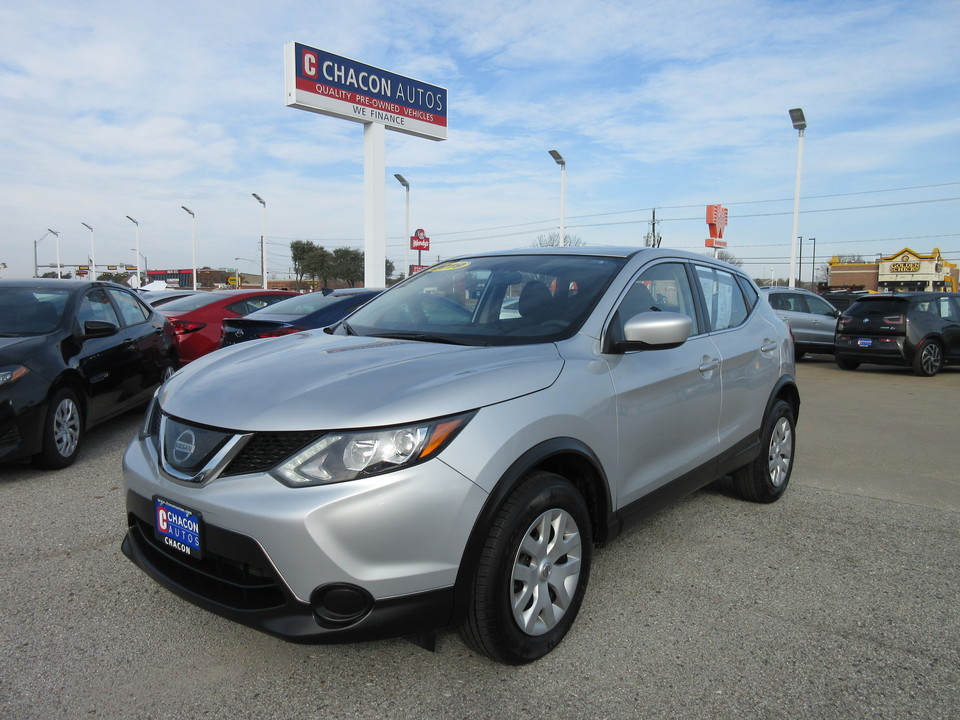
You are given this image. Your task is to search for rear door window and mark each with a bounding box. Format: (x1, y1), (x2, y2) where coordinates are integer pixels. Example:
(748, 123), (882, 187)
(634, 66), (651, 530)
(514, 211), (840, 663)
(694, 266), (749, 331)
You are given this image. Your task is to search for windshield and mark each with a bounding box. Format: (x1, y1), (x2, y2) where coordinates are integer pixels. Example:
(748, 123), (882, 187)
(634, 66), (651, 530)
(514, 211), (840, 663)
(0, 288), (69, 336)
(342, 254), (625, 346)
(158, 292), (222, 313)
(249, 291), (367, 317)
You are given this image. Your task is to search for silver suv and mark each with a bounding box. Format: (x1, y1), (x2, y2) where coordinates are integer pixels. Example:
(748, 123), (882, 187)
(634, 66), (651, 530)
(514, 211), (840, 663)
(761, 286), (840, 359)
(122, 247), (799, 664)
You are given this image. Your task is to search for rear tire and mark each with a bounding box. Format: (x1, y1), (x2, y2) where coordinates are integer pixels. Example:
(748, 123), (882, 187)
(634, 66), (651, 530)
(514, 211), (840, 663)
(459, 471), (592, 664)
(731, 399), (794, 503)
(835, 356), (860, 370)
(912, 339), (942, 377)
(32, 387), (83, 469)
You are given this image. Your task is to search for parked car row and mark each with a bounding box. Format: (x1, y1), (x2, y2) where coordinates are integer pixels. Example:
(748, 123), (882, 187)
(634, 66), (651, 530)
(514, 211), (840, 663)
(1, 282), (376, 469)
(761, 286), (960, 376)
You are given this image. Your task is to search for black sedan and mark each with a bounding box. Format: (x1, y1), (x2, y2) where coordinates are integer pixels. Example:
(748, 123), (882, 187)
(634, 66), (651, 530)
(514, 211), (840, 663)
(219, 288), (381, 348)
(0, 279), (177, 468)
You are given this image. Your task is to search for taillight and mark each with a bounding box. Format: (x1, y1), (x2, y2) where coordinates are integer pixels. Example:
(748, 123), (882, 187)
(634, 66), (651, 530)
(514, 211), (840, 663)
(170, 320), (207, 335)
(882, 314), (905, 325)
(257, 326), (303, 338)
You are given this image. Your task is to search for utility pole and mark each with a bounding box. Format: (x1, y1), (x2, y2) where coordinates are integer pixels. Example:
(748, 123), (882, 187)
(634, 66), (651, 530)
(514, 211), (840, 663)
(644, 209), (661, 247)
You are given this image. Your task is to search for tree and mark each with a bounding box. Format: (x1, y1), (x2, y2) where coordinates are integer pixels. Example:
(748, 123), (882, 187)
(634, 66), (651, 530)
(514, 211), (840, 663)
(303, 246), (332, 288)
(331, 248), (364, 287)
(290, 240), (318, 288)
(534, 232), (585, 247)
(715, 250), (743, 267)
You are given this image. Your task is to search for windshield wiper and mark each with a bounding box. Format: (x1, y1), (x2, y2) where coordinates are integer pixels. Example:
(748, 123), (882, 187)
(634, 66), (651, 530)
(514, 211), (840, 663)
(327, 319), (357, 336)
(370, 331), (468, 345)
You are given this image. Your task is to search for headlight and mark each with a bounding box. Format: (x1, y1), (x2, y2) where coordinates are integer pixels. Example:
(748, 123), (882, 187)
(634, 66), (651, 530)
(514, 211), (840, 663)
(0, 365), (29, 388)
(272, 412), (475, 487)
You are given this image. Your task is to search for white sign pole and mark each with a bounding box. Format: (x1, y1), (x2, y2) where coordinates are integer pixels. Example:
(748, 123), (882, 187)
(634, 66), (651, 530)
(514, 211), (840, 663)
(364, 123), (386, 288)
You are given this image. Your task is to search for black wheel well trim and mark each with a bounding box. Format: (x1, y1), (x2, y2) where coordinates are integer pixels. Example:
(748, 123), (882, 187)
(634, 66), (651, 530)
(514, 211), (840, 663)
(448, 437), (611, 628)
(770, 375), (800, 425)
(49, 371), (90, 429)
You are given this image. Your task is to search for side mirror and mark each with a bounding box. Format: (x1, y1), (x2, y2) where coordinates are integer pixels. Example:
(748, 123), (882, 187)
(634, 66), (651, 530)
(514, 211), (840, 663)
(613, 311), (692, 352)
(83, 320), (119, 338)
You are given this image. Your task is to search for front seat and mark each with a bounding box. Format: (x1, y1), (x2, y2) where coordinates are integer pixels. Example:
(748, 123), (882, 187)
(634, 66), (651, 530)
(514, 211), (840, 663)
(518, 281), (552, 321)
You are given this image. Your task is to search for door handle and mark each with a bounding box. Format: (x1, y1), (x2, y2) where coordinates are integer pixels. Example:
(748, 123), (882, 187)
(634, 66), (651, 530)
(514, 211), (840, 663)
(699, 357), (721, 374)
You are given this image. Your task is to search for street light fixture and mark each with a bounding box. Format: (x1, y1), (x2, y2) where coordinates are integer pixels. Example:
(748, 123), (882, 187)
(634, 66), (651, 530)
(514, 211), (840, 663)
(788, 108), (806, 288)
(394, 174), (410, 278)
(181, 206), (196, 290)
(548, 150), (566, 246)
(252, 193), (267, 288)
(126, 215), (141, 288)
(81, 222), (96, 281)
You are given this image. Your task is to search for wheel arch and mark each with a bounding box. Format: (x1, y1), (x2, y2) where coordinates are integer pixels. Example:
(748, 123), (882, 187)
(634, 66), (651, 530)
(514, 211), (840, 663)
(449, 437), (611, 627)
(48, 370), (91, 429)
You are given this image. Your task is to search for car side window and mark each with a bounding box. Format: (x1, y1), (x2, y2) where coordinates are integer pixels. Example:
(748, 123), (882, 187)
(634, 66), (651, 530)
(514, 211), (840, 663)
(805, 296), (831, 316)
(694, 266), (749, 331)
(108, 288), (150, 326)
(77, 289), (121, 328)
(938, 297), (960, 322)
(616, 262), (700, 337)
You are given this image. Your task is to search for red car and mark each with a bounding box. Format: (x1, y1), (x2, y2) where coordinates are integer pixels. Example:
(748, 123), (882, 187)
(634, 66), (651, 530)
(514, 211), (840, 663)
(159, 289), (297, 365)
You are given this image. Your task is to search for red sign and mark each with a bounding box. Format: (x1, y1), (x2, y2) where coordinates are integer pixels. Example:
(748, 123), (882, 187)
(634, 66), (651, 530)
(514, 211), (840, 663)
(705, 238), (727, 248)
(409, 265), (429, 274)
(705, 204), (728, 239)
(410, 228), (430, 251)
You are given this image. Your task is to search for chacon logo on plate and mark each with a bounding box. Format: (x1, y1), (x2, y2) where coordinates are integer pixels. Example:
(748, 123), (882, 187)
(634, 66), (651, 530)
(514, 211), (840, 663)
(173, 430), (197, 464)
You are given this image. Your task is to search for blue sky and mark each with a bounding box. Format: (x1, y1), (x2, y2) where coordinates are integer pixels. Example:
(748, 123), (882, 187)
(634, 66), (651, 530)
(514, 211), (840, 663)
(2, 0), (958, 283)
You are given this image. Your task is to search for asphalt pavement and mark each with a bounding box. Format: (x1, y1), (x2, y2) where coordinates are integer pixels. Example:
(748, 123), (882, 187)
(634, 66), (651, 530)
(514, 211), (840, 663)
(1, 359), (957, 719)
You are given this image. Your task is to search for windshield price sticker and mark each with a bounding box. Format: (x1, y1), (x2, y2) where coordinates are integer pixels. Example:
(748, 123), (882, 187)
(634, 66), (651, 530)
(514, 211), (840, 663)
(154, 497), (203, 558)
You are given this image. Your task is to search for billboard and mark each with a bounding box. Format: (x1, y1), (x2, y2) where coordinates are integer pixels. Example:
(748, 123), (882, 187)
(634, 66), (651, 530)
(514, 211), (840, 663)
(285, 42), (447, 141)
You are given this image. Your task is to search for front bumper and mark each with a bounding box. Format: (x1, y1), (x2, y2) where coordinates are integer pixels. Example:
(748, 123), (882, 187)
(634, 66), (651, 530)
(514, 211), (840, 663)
(121, 433), (488, 642)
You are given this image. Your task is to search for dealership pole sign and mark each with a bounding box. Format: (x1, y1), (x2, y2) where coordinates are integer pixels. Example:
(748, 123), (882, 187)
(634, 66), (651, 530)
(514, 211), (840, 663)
(285, 42), (447, 141)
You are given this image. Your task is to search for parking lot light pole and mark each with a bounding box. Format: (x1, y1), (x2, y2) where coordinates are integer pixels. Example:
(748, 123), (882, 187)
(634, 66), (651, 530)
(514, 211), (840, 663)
(252, 194), (267, 288)
(548, 150), (566, 246)
(48, 229), (61, 278)
(788, 108), (806, 288)
(81, 222), (96, 281)
(181, 206), (196, 290)
(394, 174), (410, 278)
(34, 230), (53, 278)
(126, 216), (140, 287)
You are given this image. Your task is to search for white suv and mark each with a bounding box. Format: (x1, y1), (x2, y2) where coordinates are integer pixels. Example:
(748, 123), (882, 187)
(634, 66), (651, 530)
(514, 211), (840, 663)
(122, 247), (799, 664)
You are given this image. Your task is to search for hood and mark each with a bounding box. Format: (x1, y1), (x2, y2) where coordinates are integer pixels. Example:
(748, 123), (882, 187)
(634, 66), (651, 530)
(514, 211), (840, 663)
(158, 331), (564, 431)
(0, 335), (46, 363)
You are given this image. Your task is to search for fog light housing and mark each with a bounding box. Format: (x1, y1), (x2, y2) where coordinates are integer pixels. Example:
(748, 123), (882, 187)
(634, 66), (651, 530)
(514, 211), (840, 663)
(311, 584), (374, 628)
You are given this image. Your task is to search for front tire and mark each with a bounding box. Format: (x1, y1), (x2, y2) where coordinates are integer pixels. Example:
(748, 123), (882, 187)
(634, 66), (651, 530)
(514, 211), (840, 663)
(459, 471), (592, 664)
(912, 339), (942, 377)
(32, 387), (83, 469)
(731, 399), (795, 503)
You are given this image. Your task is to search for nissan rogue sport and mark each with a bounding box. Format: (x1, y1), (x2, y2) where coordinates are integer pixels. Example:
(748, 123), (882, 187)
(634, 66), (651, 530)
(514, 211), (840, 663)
(121, 246), (800, 664)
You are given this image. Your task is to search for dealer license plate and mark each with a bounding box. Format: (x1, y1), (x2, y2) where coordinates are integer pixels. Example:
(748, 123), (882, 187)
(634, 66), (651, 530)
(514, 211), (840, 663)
(154, 497), (203, 558)
(857, 338), (873, 348)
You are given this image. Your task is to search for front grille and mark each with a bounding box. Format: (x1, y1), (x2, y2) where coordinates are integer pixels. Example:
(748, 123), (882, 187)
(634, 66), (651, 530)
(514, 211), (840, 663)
(223, 431), (320, 476)
(129, 513), (286, 611)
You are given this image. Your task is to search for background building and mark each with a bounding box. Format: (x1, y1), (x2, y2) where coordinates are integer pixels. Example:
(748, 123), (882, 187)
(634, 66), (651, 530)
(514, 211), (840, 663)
(827, 248), (957, 293)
